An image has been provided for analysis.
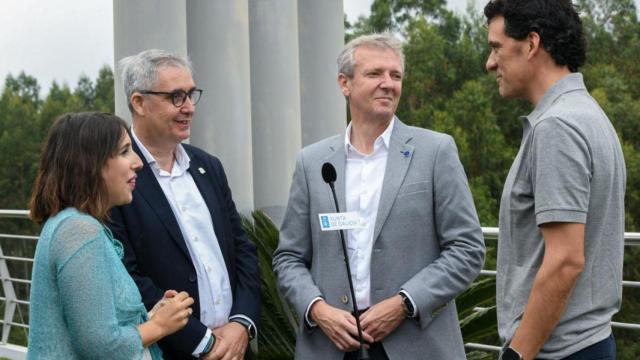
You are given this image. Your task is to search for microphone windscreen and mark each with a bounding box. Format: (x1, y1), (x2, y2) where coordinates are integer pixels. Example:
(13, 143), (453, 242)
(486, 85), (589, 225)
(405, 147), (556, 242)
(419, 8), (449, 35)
(321, 162), (337, 183)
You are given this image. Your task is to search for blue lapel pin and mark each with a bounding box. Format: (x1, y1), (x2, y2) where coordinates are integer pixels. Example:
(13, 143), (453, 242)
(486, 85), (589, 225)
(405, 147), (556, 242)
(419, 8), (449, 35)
(401, 150), (411, 158)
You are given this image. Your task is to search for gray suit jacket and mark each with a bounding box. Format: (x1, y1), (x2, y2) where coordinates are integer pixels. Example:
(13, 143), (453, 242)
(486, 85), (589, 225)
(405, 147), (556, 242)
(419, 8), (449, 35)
(273, 119), (485, 359)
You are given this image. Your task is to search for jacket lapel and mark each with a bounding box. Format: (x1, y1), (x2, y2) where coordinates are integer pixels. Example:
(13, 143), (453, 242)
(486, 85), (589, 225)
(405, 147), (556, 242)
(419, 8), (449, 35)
(324, 136), (347, 214)
(131, 140), (192, 259)
(373, 120), (414, 242)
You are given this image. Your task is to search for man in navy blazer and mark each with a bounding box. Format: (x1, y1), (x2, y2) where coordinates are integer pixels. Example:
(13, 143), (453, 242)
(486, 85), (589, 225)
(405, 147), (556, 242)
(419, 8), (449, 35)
(109, 49), (260, 360)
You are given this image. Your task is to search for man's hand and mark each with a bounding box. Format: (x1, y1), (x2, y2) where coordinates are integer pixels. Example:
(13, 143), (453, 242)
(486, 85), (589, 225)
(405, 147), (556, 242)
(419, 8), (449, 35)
(310, 300), (374, 352)
(359, 295), (405, 342)
(202, 322), (249, 360)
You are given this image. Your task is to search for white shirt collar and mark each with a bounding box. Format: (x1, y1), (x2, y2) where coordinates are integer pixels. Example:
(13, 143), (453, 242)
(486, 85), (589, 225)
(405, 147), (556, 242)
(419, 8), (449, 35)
(130, 127), (190, 173)
(344, 116), (395, 155)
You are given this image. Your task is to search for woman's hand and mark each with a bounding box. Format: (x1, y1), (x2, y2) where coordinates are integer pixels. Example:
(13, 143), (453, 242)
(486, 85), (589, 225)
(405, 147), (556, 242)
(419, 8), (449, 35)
(150, 291), (194, 335)
(148, 290), (178, 319)
(138, 290), (194, 347)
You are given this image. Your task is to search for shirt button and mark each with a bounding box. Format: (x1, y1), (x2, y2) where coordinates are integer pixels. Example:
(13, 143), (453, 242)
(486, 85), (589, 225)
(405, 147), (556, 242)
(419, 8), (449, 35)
(207, 266), (212, 272)
(341, 295), (349, 304)
(215, 299), (221, 305)
(193, 236), (199, 242)
(180, 206), (186, 212)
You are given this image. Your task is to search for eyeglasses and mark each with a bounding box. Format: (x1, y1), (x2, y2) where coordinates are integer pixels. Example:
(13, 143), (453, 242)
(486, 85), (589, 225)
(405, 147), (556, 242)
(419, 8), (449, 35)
(139, 88), (203, 107)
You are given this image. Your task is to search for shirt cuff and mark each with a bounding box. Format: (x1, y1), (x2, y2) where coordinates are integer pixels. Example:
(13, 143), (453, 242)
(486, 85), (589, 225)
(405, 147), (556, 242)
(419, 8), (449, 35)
(229, 314), (257, 339)
(399, 289), (418, 318)
(305, 297), (324, 328)
(536, 209), (587, 225)
(192, 328), (213, 357)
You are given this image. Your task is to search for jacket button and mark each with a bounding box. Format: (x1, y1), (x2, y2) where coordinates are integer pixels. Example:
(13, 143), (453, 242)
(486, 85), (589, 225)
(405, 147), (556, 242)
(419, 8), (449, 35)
(189, 274), (197, 282)
(341, 295), (349, 304)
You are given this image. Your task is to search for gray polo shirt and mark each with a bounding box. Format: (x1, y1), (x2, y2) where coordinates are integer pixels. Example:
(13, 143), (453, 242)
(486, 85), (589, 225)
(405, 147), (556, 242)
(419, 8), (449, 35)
(497, 73), (626, 358)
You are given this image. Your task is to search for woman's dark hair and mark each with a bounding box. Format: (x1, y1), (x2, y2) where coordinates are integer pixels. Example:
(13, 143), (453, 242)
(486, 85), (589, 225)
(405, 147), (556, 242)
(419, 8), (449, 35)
(30, 112), (129, 224)
(484, 0), (586, 72)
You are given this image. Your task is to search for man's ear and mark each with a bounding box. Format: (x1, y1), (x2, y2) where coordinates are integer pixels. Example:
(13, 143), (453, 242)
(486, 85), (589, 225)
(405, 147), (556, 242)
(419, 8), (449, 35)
(527, 31), (541, 60)
(337, 73), (351, 98)
(130, 93), (145, 117)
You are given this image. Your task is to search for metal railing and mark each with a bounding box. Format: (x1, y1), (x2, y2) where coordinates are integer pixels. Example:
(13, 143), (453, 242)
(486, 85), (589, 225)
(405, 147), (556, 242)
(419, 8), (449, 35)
(465, 227), (640, 353)
(0, 212), (638, 358)
(0, 210), (35, 359)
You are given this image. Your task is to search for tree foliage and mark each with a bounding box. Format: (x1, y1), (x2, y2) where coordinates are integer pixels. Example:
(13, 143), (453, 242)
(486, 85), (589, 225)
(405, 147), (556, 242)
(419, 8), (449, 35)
(0, 67), (114, 211)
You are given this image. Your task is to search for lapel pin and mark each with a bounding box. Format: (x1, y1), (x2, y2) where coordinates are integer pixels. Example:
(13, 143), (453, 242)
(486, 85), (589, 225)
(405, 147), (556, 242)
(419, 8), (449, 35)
(198, 167), (206, 174)
(401, 150), (411, 158)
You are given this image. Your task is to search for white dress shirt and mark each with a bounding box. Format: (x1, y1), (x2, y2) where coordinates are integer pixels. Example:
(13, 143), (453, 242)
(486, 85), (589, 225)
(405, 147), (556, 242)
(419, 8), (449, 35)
(344, 119), (393, 309)
(131, 130), (235, 356)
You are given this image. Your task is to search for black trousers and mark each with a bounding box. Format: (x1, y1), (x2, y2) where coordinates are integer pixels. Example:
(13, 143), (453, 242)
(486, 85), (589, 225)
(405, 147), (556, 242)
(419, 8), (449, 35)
(343, 342), (389, 360)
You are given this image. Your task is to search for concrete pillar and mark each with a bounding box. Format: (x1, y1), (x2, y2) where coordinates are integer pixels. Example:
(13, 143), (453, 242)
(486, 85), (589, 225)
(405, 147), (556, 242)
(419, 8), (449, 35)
(298, 0), (347, 145)
(249, 0), (302, 223)
(113, 0), (188, 121)
(187, 1), (254, 214)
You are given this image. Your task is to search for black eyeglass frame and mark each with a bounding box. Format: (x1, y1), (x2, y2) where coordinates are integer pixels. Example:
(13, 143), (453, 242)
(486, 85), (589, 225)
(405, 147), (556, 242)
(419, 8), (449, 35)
(139, 88), (203, 107)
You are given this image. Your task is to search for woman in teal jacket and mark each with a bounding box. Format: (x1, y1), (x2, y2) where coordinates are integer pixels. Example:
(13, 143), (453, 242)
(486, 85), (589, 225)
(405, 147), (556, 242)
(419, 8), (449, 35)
(27, 112), (194, 359)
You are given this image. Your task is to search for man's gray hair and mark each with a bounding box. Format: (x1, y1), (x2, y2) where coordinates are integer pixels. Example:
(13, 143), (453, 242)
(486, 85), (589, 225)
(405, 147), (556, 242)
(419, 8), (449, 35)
(337, 33), (404, 78)
(119, 49), (193, 113)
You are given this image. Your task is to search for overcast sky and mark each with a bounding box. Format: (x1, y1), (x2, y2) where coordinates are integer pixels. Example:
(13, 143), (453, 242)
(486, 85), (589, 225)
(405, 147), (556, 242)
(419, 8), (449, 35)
(0, 0), (114, 94)
(0, 0), (634, 94)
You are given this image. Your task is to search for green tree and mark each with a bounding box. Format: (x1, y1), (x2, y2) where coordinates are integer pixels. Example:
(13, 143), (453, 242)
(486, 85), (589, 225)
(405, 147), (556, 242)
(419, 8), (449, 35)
(347, 0), (448, 40)
(74, 75), (95, 109)
(0, 73), (42, 210)
(93, 66), (115, 113)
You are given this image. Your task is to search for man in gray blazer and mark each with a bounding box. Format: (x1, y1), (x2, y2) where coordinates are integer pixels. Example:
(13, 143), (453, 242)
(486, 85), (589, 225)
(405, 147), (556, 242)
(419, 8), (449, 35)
(273, 33), (485, 359)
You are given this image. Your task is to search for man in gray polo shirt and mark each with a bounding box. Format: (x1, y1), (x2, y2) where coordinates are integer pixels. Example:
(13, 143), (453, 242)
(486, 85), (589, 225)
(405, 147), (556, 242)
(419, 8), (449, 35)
(484, 1), (626, 359)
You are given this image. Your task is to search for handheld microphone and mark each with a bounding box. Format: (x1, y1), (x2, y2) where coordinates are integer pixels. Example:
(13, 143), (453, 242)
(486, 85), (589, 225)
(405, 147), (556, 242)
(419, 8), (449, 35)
(321, 162), (369, 360)
(321, 162), (337, 183)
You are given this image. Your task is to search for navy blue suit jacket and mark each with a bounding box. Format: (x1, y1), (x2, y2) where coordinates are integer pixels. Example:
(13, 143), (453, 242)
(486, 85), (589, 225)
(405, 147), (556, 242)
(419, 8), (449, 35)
(108, 140), (260, 360)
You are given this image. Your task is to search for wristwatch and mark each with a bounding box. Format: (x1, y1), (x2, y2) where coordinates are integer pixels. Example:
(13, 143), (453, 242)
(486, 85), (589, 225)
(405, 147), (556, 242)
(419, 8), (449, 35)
(499, 346), (523, 360)
(198, 334), (216, 359)
(399, 292), (415, 318)
(230, 317), (257, 340)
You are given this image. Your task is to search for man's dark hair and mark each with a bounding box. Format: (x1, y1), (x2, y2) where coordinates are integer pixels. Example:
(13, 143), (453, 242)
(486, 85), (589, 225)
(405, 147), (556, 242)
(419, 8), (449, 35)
(484, 0), (586, 72)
